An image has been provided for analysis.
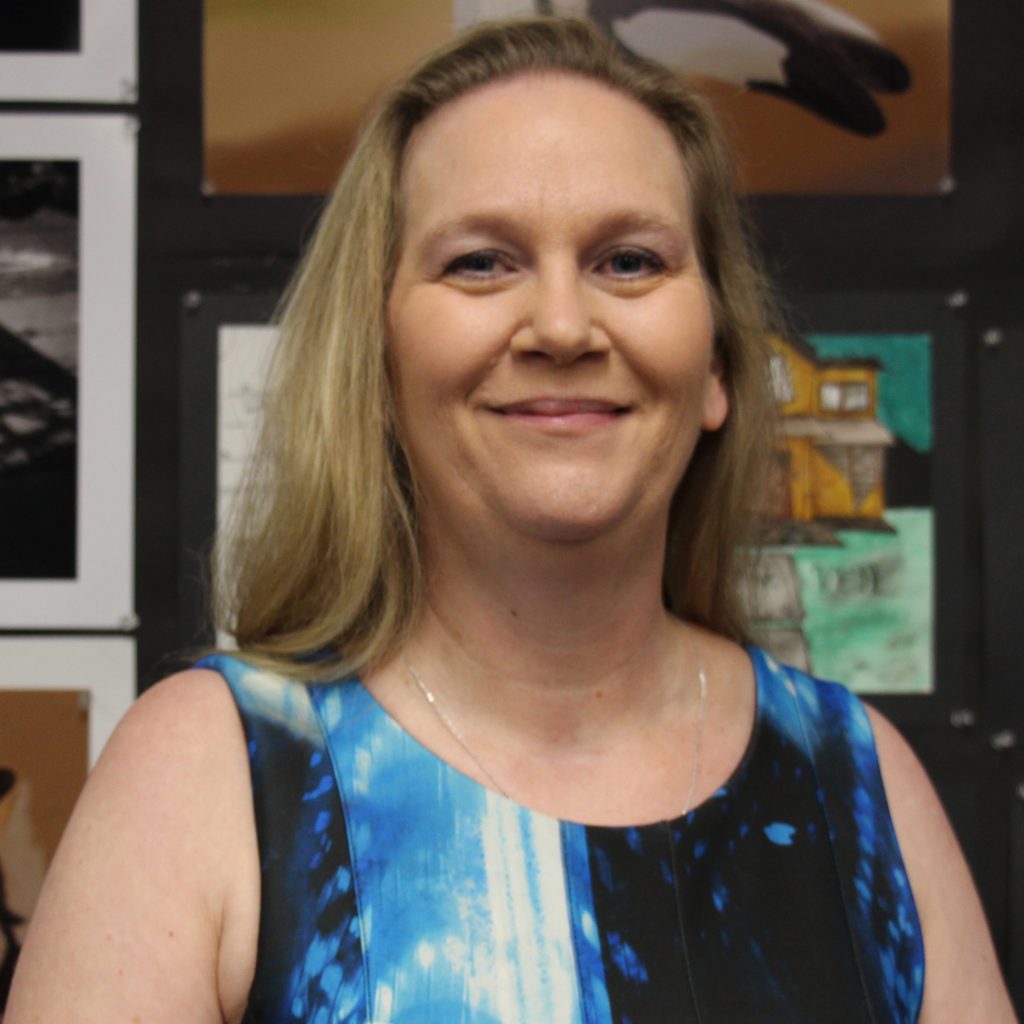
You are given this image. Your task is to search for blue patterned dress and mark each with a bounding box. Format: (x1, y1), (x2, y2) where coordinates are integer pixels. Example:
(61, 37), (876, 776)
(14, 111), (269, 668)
(199, 647), (924, 1023)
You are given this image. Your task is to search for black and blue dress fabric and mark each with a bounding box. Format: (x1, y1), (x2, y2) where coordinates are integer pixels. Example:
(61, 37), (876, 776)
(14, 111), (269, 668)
(198, 646), (925, 1023)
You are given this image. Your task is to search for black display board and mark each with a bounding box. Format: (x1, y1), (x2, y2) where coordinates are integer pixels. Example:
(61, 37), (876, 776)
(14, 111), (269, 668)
(129, 0), (1024, 1006)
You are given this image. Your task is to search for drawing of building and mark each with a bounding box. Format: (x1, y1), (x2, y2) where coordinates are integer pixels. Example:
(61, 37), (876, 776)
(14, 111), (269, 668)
(765, 334), (895, 534)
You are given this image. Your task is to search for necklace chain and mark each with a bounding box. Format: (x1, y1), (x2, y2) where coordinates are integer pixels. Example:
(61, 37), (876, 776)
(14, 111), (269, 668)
(683, 630), (709, 816)
(406, 660), (512, 798)
(405, 630), (709, 815)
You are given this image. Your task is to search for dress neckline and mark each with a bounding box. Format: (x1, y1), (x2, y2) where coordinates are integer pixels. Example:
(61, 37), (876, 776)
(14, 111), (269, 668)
(345, 646), (769, 831)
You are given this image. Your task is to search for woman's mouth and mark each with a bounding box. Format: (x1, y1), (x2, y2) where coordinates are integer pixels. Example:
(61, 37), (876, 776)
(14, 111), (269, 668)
(492, 398), (629, 430)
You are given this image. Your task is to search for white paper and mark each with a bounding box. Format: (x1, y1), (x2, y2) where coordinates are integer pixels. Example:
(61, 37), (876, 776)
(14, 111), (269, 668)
(217, 324), (278, 532)
(214, 324), (277, 648)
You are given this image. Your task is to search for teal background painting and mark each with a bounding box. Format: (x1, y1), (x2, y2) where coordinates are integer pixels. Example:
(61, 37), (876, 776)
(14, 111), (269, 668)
(758, 333), (934, 695)
(788, 509), (933, 693)
(805, 333), (932, 452)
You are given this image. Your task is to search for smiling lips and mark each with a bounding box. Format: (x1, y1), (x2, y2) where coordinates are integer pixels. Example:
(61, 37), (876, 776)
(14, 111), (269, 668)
(493, 398), (628, 431)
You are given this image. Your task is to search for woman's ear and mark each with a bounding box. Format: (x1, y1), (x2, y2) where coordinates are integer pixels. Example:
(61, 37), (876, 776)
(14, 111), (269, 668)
(701, 353), (729, 432)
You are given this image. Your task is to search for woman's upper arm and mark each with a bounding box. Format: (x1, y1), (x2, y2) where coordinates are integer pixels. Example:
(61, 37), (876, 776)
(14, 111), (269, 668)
(4, 668), (260, 1024)
(869, 707), (1018, 1024)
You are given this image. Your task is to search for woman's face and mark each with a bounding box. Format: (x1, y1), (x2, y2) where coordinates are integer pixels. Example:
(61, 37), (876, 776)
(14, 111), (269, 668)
(387, 73), (728, 552)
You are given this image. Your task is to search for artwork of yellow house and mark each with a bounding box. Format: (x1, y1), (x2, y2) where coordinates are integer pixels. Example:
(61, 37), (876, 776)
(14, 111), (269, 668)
(767, 335), (895, 529)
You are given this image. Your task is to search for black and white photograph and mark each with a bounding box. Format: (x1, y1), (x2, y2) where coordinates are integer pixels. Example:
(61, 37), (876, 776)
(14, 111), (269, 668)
(0, 160), (79, 581)
(0, 0), (80, 52)
(0, 116), (135, 630)
(0, 0), (135, 102)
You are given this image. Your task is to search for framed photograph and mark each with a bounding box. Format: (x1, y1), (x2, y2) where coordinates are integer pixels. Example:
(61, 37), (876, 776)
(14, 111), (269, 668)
(0, 115), (136, 629)
(743, 292), (968, 723)
(0, 636), (133, 771)
(0, 0), (137, 103)
(590, 0), (952, 194)
(180, 290), (279, 647)
(204, 0), (454, 194)
(0, 636), (135, 1007)
(204, 0), (949, 195)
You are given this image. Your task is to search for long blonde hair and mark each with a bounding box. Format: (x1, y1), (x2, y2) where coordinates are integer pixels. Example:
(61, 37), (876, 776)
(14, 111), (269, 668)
(217, 16), (776, 679)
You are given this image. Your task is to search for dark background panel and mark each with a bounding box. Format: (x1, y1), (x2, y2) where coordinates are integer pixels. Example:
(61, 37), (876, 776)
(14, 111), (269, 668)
(1012, 770), (1024, 1004)
(979, 328), (1024, 732)
(918, 733), (1020, 970)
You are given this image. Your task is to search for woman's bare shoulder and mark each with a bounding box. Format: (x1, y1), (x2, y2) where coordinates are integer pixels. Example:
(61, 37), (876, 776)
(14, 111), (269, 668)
(70, 667), (255, 846)
(110, 666), (248, 769)
(100, 665), (239, 752)
(866, 706), (1018, 1023)
(5, 667), (259, 1024)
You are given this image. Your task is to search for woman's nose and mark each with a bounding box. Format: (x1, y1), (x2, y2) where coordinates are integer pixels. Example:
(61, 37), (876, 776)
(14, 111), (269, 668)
(511, 263), (605, 364)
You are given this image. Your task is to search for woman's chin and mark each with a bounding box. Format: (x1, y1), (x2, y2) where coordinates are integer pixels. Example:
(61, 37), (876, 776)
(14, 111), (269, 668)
(490, 492), (654, 548)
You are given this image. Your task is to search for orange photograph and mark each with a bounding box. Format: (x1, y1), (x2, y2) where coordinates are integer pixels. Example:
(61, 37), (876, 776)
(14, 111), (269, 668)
(0, 691), (88, 1014)
(204, 0), (949, 196)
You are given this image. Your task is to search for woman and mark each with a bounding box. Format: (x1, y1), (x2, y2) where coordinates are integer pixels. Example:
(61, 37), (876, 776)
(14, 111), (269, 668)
(7, 17), (1015, 1024)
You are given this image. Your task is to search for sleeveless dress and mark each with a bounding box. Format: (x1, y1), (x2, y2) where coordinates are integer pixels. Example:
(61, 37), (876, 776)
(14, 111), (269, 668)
(200, 647), (925, 1024)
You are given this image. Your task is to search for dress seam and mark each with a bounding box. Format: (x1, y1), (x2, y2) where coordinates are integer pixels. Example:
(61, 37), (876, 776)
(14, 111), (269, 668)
(786, 668), (881, 1024)
(562, 822), (594, 1024)
(307, 682), (373, 1024)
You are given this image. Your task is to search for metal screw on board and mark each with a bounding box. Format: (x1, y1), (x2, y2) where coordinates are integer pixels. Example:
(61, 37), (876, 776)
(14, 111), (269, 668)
(1017, 782), (1024, 802)
(945, 289), (969, 310)
(183, 290), (202, 312)
(989, 730), (1018, 752)
(950, 708), (976, 730)
(982, 328), (1003, 348)
(939, 175), (956, 195)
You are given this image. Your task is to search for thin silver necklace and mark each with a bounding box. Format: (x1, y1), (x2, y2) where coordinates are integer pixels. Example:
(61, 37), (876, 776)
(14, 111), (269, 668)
(405, 630), (709, 815)
(405, 659), (511, 798)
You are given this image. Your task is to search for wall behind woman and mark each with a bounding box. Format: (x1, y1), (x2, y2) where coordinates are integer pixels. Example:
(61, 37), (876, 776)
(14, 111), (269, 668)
(133, 0), (1023, 1008)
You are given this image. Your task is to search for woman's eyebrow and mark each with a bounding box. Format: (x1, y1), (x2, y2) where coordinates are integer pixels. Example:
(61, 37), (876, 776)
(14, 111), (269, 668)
(416, 213), (524, 254)
(415, 210), (690, 254)
(589, 210), (689, 239)
(581, 211), (693, 263)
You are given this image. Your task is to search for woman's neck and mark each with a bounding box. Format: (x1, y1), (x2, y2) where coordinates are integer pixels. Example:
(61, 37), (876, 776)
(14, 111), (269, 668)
(362, 514), (755, 827)
(397, 523), (695, 751)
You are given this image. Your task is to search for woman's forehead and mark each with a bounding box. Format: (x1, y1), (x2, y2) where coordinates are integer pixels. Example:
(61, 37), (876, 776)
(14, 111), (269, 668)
(396, 73), (693, 237)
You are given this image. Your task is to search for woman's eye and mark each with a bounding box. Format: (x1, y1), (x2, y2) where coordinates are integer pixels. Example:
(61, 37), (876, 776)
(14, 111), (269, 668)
(603, 249), (665, 277)
(444, 251), (505, 278)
